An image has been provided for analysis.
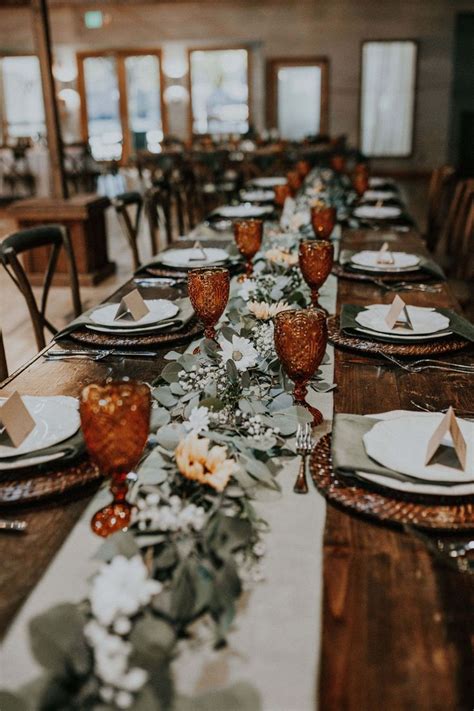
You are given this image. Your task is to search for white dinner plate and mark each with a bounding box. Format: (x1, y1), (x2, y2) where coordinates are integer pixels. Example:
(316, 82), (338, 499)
(250, 177), (287, 188)
(0, 395), (79, 459)
(350, 250), (420, 271)
(356, 305), (450, 336)
(364, 414), (474, 482)
(354, 327), (452, 342)
(160, 247), (229, 268)
(215, 204), (273, 218)
(354, 205), (402, 220)
(0, 451), (65, 472)
(86, 319), (178, 335)
(239, 189), (275, 202)
(355, 469), (474, 497)
(362, 190), (398, 201)
(90, 299), (178, 329)
(369, 177), (396, 188)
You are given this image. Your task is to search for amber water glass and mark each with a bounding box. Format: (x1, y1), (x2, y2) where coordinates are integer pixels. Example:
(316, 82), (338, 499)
(296, 160), (311, 178)
(80, 381), (151, 537)
(298, 239), (334, 314)
(310, 204), (337, 239)
(234, 219), (263, 278)
(287, 170), (302, 195)
(330, 154), (346, 173)
(274, 309), (328, 425)
(352, 170), (369, 197)
(188, 266), (230, 339)
(274, 183), (292, 207)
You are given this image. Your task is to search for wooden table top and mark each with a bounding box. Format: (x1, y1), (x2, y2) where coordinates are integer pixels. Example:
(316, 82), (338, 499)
(0, 228), (473, 709)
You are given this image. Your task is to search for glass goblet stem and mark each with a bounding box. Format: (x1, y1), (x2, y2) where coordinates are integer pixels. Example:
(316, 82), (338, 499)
(294, 380), (323, 426)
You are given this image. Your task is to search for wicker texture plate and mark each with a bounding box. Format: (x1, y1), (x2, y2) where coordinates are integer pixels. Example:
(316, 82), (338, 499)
(310, 434), (474, 531)
(332, 263), (436, 283)
(0, 458), (102, 505)
(328, 316), (469, 357)
(70, 317), (203, 349)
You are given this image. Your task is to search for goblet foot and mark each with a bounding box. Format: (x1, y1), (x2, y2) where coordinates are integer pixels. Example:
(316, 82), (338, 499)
(91, 501), (132, 538)
(204, 326), (217, 339)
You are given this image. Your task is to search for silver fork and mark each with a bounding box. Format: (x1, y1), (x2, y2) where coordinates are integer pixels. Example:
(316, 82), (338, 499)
(294, 423), (314, 494)
(371, 278), (442, 293)
(0, 519), (27, 532)
(376, 351), (474, 374)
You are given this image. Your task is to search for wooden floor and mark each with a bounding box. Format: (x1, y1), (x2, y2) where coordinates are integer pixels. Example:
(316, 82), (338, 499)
(0, 176), (432, 377)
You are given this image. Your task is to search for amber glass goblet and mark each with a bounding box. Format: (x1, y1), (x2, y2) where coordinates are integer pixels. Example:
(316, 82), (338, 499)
(274, 309), (328, 425)
(352, 170), (369, 198)
(310, 204), (337, 239)
(296, 160), (311, 178)
(234, 219), (263, 278)
(330, 154), (346, 173)
(80, 381), (151, 538)
(287, 170), (302, 195)
(188, 266), (230, 339)
(298, 239), (334, 314)
(274, 183), (292, 207)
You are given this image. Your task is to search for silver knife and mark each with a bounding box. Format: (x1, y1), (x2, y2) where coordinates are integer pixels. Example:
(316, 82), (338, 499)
(45, 350), (159, 359)
(0, 519), (27, 532)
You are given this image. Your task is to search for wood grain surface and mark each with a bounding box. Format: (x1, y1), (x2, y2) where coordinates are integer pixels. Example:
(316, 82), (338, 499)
(319, 228), (474, 711)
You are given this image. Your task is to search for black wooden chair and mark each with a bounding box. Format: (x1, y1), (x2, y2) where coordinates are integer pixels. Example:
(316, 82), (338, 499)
(144, 185), (174, 254)
(0, 330), (7, 382)
(111, 191), (143, 270)
(0, 225), (82, 351)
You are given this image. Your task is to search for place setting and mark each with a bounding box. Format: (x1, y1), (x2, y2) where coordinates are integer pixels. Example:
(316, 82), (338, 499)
(137, 241), (241, 278)
(333, 241), (446, 284)
(239, 187), (276, 204)
(0, 390), (101, 505)
(53, 287), (202, 351)
(310, 406), (474, 530)
(328, 294), (474, 357)
(205, 202), (275, 232)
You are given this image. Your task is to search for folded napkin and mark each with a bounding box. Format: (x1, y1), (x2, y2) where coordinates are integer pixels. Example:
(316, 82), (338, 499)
(339, 250), (446, 280)
(55, 298), (195, 340)
(332, 413), (472, 486)
(339, 304), (474, 343)
(0, 428), (86, 478)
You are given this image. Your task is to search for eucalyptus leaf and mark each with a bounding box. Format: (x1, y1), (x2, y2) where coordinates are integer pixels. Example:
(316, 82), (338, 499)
(174, 682), (262, 711)
(95, 530), (140, 562)
(153, 386), (178, 408)
(226, 359), (240, 384)
(199, 396), (225, 411)
(29, 604), (90, 677)
(161, 362), (184, 384)
(150, 406), (171, 430)
(164, 350), (182, 361)
(155, 424), (185, 451)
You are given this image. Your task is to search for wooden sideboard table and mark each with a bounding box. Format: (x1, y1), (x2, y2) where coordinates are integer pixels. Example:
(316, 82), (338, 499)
(8, 194), (115, 286)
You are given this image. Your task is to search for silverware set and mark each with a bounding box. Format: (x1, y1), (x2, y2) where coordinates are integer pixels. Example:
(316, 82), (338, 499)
(375, 352), (474, 374)
(370, 278), (443, 293)
(0, 519), (27, 532)
(294, 423), (315, 494)
(409, 400), (474, 419)
(44, 349), (159, 362)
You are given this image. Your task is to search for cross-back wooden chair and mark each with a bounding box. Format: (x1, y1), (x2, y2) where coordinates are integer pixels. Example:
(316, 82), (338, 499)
(144, 185), (174, 254)
(111, 191), (143, 270)
(435, 179), (473, 265)
(0, 225), (82, 351)
(426, 165), (456, 251)
(0, 330), (8, 382)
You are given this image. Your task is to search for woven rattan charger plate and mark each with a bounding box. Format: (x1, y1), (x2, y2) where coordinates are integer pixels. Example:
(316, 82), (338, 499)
(332, 263), (439, 283)
(310, 434), (474, 531)
(70, 317), (203, 349)
(328, 316), (469, 357)
(0, 458), (102, 505)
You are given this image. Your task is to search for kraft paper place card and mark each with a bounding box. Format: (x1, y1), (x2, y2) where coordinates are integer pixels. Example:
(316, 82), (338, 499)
(114, 289), (149, 322)
(0, 391), (36, 447)
(425, 407), (467, 470)
(385, 295), (414, 330)
(376, 242), (395, 265)
(190, 241), (207, 260)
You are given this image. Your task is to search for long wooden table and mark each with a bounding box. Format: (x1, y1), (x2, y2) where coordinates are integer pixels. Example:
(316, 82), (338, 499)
(0, 228), (473, 709)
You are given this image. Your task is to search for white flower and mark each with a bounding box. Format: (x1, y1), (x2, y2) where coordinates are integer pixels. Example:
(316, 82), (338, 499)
(238, 279), (256, 301)
(219, 335), (258, 371)
(115, 690), (134, 708)
(247, 300), (292, 321)
(90, 555), (162, 627)
(184, 406), (210, 435)
(113, 616), (132, 636)
(265, 247), (299, 267)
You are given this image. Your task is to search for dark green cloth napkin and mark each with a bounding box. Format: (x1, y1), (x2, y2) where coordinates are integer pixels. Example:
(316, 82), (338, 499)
(332, 413), (473, 486)
(339, 304), (474, 343)
(55, 298), (195, 341)
(339, 249), (446, 280)
(0, 428), (86, 477)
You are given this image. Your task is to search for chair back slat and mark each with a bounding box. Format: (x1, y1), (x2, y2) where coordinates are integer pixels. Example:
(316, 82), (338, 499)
(0, 225), (82, 351)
